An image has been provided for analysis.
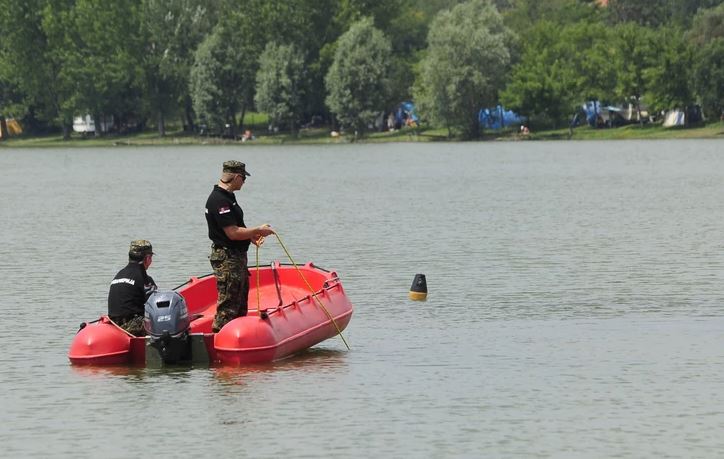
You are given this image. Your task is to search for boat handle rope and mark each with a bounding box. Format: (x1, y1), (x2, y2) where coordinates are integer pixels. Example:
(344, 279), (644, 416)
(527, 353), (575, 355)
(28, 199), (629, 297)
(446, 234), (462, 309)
(255, 241), (261, 317)
(254, 231), (351, 350)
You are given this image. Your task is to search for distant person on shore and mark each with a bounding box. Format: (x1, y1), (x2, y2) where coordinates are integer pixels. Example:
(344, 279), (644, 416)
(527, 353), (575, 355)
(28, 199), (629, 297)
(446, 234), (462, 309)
(205, 160), (275, 332)
(242, 130), (254, 142)
(108, 240), (157, 336)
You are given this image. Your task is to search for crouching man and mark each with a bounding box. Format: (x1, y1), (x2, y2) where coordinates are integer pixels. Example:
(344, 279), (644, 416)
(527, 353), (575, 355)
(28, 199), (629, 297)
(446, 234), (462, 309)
(107, 240), (157, 336)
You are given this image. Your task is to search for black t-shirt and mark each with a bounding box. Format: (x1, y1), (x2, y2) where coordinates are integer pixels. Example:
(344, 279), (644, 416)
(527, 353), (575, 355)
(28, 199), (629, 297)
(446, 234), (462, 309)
(107, 262), (156, 318)
(205, 185), (249, 251)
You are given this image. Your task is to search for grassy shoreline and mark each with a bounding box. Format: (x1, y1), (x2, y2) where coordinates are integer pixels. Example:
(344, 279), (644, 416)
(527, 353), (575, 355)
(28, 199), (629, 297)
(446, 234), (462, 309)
(1, 121), (723, 148)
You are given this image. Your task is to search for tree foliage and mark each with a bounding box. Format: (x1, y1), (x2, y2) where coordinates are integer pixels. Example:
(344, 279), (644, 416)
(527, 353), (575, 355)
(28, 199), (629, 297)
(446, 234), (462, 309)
(607, 0), (724, 27)
(60, 0), (146, 134)
(504, 0), (602, 32)
(688, 3), (724, 117)
(140, 0), (218, 134)
(503, 3), (712, 128)
(500, 22), (580, 127)
(687, 1), (724, 46)
(189, 10), (261, 136)
(0, 0), (76, 135)
(0, 0), (723, 139)
(325, 18), (393, 136)
(693, 39), (724, 118)
(643, 29), (695, 113)
(255, 42), (306, 132)
(416, 0), (516, 138)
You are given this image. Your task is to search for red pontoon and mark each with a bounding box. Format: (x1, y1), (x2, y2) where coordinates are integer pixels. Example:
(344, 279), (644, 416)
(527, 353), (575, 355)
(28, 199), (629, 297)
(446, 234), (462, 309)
(68, 262), (353, 366)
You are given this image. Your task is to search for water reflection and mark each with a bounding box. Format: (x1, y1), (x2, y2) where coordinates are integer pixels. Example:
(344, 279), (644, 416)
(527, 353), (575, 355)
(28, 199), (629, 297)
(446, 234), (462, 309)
(212, 348), (349, 386)
(69, 364), (204, 385)
(68, 347), (349, 384)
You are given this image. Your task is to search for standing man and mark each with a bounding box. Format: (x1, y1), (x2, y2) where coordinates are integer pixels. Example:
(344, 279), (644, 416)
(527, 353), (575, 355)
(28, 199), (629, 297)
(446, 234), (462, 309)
(108, 240), (157, 336)
(205, 160), (275, 332)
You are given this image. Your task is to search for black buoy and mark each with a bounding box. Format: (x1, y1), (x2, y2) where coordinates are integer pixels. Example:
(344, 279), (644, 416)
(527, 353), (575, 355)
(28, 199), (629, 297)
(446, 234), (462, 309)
(409, 273), (428, 301)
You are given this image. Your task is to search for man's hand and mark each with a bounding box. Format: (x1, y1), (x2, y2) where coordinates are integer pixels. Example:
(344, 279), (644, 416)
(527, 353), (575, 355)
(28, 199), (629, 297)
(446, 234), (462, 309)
(255, 224), (275, 238)
(251, 224), (274, 246)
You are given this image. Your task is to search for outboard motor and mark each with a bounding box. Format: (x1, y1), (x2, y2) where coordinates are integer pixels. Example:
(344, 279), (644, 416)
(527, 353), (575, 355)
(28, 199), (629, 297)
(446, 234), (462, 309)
(144, 290), (191, 364)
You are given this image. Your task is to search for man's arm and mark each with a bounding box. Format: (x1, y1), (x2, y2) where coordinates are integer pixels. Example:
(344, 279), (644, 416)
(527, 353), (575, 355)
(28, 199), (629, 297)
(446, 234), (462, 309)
(222, 224), (275, 242)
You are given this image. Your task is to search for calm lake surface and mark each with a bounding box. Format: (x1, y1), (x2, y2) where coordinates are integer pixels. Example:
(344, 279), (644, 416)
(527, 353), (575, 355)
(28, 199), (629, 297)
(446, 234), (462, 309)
(2, 140), (724, 457)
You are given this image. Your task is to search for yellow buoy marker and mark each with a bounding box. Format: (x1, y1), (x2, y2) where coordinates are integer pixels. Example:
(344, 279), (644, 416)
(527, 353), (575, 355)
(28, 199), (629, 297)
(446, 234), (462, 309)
(409, 273), (428, 301)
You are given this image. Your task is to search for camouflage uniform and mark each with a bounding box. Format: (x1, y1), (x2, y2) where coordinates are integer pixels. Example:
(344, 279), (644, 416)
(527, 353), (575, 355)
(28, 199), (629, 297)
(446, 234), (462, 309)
(210, 246), (250, 332)
(115, 315), (146, 336)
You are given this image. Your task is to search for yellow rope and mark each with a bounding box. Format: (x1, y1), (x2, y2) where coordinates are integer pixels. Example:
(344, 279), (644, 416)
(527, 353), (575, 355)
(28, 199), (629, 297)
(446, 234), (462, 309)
(272, 232), (351, 350)
(106, 316), (136, 337)
(255, 243), (261, 316)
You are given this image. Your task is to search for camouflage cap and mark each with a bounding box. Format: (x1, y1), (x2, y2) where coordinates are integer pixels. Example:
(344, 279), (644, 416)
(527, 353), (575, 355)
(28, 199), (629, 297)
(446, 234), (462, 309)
(129, 240), (154, 258)
(222, 160), (251, 176)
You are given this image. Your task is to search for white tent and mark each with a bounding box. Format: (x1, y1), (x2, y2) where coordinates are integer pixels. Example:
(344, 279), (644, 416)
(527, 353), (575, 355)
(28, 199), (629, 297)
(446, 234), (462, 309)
(663, 110), (685, 127)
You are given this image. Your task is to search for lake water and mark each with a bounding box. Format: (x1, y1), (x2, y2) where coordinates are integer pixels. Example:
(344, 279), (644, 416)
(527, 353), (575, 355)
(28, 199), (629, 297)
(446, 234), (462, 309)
(2, 139), (724, 457)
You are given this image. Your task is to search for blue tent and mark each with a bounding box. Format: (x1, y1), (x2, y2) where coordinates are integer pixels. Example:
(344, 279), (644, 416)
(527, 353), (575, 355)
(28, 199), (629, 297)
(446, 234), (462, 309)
(395, 101), (419, 127)
(581, 100), (627, 127)
(582, 100), (601, 126)
(478, 105), (525, 130)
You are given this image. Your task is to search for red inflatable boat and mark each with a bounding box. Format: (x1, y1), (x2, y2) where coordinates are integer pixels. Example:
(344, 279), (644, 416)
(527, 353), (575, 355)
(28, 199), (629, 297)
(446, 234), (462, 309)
(68, 262), (353, 366)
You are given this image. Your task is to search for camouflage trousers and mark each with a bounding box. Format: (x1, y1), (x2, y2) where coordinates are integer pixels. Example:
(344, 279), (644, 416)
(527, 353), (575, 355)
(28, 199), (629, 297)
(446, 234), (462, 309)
(210, 246), (249, 332)
(114, 315), (145, 337)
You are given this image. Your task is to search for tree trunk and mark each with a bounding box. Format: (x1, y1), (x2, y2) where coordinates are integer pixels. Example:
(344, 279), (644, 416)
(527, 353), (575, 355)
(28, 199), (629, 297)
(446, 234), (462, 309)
(226, 108), (237, 139)
(62, 123), (71, 140)
(157, 111), (165, 137)
(94, 113), (101, 137)
(0, 117), (7, 140)
(184, 96), (195, 133)
(468, 115), (480, 140)
(238, 104), (247, 135)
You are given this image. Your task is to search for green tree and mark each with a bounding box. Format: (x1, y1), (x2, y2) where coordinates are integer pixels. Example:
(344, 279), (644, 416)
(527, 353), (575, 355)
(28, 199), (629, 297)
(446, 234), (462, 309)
(325, 18), (393, 137)
(254, 42), (305, 133)
(687, 2), (724, 45)
(0, 0), (37, 127)
(644, 29), (695, 116)
(0, 0), (77, 137)
(189, 11), (260, 137)
(501, 22), (578, 127)
(189, 26), (233, 134)
(606, 0), (671, 26)
(689, 3), (724, 118)
(565, 22), (619, 101)
(415, 0), (516, 138)
(140, 0), (219, 135)
(606, 0), (724, 27)
(505, 0), (602, 33)
(502, 19), (620, 128)
(671, 0), (724, 27)
(55, 0), (146, 136)
(611, 23), (659, 123)
(249, 0), (338, 121)
(693, 40), (724, 118)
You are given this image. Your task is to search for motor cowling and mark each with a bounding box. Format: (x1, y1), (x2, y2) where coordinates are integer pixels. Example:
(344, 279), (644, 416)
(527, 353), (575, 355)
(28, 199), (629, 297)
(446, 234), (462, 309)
(144, 290), (191, 364)
(144, 290), (190, 337)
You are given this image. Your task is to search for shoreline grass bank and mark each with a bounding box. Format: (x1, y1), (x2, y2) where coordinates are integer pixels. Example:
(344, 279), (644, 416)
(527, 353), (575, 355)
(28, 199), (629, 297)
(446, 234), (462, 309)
(1, 121), (723, 148)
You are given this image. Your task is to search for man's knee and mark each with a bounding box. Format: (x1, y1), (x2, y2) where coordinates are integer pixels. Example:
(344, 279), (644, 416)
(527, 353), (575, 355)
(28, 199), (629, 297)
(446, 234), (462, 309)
(120, 315), (145, 337)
